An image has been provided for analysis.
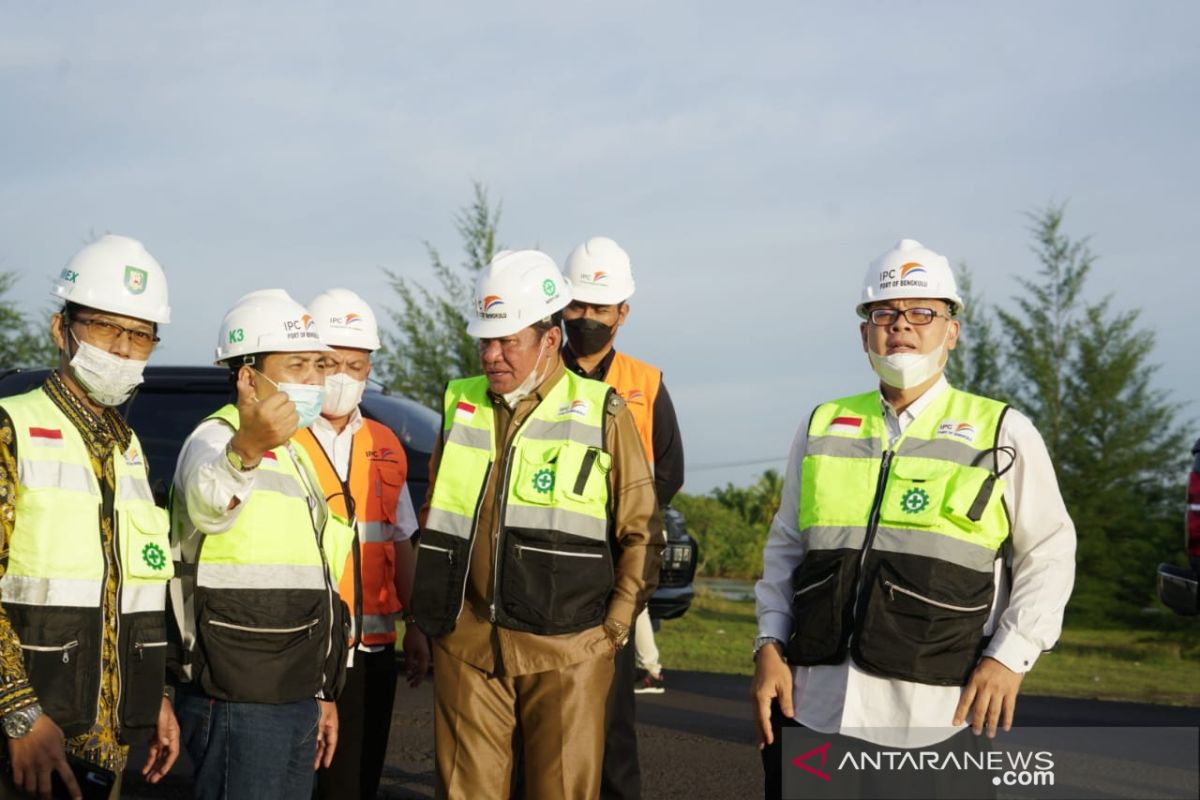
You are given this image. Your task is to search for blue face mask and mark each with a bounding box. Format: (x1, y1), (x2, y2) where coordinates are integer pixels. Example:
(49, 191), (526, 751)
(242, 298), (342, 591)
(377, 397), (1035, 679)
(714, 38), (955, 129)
(256, 370), (326, 429)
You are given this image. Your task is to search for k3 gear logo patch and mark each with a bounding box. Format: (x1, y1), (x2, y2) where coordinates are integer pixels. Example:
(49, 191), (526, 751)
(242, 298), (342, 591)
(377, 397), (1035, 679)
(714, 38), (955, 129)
(542, 279), (556, 297)
(141, 542), (167, 571)
(532, 468), (555, 495)
(900, 487), (930, 514)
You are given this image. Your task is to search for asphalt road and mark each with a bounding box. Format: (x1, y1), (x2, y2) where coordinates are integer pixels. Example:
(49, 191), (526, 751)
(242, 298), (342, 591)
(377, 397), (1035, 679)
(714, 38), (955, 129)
(122, 670), (1199, 799)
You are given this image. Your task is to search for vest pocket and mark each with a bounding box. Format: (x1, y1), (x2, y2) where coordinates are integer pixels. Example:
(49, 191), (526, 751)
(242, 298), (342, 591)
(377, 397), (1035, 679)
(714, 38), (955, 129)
(119, 614), (167, 731)
(784, 555), (851, 666)
(411, 533), (469, 638)
(878, 458), (955, 528)
(121, 505), (175, 581)
(943, 467), (1008, 534)
(17, 618), (98, 735)
(512, 443), (562, 505)
(556, 442), (612, 509)
(854, 557), (994, 685)
(197, 594), (326, 703)
(500, 531), (612, 633)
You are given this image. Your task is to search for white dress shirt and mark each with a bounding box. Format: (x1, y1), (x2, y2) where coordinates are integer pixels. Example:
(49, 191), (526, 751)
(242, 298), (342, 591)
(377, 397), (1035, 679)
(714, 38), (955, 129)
(755, 377), (1077, 748)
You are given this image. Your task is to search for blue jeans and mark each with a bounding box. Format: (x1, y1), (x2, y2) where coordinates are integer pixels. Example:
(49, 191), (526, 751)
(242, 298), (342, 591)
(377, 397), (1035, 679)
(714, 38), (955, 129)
(177, 689), (320, 800)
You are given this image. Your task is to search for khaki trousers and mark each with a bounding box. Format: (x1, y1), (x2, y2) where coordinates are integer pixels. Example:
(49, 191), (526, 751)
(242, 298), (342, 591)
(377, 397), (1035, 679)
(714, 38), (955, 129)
(433, 651), (616, 800)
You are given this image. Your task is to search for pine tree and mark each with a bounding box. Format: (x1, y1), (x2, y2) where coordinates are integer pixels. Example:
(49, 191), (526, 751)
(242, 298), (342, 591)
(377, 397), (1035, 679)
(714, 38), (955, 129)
(376, 182), (501, 410)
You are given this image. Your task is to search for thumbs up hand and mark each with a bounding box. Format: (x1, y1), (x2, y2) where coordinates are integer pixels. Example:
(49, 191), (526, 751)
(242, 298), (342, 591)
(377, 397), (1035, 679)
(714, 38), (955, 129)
(228, 367), (299, 467)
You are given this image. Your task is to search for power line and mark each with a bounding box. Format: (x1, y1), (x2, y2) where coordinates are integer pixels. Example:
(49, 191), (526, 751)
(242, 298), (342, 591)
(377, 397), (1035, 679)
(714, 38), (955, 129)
(688, 456), (788, 472)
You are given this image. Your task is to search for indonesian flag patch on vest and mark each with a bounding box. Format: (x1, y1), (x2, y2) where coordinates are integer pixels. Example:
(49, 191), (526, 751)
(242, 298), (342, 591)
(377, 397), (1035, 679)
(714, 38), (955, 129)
(455, 401), (476, 422)
(28, 427), (65, 447)
(826, 416), (863, 435)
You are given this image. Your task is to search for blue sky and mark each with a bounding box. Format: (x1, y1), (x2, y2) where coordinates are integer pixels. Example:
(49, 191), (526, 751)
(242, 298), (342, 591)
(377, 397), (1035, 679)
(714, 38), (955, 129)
(2, 2), (1196, 491)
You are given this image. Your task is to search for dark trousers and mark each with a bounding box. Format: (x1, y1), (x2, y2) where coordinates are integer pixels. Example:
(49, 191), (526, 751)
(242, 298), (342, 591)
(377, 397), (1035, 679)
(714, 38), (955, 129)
(316, 645), (398, 800)
(761, 700), (995, 800)
(600, 642), (640, 800)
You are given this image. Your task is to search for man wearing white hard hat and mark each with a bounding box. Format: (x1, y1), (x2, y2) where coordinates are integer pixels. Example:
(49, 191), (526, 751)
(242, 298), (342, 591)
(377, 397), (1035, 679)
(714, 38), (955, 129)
(0, 235), (179, 799)
(561, 236), (684, 800)
(410, 250), (663, 799)
(751, 240), (1076, 797)
(170, 289), (356, 798)
(297, 288), (429, 800)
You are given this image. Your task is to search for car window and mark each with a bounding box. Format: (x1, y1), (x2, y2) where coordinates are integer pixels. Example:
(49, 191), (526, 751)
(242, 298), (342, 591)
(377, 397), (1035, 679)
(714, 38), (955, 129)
(361, 392), (440, 453)
(123, 387), (231, 490)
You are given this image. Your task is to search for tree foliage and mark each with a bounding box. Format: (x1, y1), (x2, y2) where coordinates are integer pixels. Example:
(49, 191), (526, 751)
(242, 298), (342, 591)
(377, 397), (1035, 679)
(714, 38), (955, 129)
(376, 182), (501, 409)
(0, 272), (57, 369)
(953, 203), (1187, 625)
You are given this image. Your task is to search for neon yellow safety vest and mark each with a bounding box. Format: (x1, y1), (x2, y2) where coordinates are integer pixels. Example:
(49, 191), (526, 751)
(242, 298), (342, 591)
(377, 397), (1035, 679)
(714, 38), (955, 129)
(170, 405), (355, 704)
(787, 386), (1011, 686)
(0, 387), (173, 735)
(412, 372), (616, 637)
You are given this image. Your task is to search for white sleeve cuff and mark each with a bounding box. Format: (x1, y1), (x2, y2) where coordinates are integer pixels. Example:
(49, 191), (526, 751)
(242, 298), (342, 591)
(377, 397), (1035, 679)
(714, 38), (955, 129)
(983, 628), (1044, 673)
(757, 610), (793, 645)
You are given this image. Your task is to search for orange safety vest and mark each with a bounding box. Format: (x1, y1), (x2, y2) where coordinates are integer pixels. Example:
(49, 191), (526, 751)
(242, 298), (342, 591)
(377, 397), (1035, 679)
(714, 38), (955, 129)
(297, 418), (408, 647)
(604, 351), (661, 466)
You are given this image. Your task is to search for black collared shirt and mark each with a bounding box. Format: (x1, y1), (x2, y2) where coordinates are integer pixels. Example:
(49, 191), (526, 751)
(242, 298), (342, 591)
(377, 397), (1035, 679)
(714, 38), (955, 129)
(562, 348), (685, 506)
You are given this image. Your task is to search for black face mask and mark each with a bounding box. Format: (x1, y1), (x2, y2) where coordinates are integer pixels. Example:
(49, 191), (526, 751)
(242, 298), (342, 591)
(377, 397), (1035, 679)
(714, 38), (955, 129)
(565, 317), (615, 356)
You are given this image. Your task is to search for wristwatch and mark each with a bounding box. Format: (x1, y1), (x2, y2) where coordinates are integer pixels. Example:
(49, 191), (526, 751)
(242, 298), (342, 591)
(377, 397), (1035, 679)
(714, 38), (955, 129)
(2, 703), (43, 739)
(225, 442), (259, 472)
(604, 619), (631, 650)
(752, 636), (785, 662)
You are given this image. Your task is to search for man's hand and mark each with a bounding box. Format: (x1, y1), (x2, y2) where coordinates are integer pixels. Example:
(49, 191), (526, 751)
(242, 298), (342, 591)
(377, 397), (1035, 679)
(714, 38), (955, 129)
(7, 713), (82, 800)
(402, 624), (430, 688)
(953, 656), (1025, 737)
(313, 699), (338, 770)
(141, 697), (180, 784)
(751, 642), (793, 750)
(229, 367), (297, 463)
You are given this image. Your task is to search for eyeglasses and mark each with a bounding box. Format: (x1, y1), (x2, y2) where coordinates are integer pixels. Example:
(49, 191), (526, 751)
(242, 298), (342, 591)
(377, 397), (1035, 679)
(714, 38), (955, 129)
(71, 316), (160, 354)
(867, 307), (949, 327)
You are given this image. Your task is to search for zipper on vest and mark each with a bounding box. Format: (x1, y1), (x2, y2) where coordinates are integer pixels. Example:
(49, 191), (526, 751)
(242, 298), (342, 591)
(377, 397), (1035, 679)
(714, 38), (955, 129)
(133, 640), (168, 661)
(490, 448), (517, 623)
(20, 640), (80, 664)
(884, 581), (989, 613)
(850, 449), (894, 628)
(288, 442), (340, 694)
(207, 618), (321, 635)
(516, 544), (604, 559)
(792, 571), (834, 600)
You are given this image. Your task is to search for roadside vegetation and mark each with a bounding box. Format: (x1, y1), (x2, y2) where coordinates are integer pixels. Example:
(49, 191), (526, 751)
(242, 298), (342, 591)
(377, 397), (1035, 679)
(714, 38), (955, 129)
(660, 587), (1200, 706)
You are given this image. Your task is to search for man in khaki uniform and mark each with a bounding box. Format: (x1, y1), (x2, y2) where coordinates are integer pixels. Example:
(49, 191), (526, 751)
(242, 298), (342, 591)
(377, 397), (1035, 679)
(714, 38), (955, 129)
(412, 249), (663, 800)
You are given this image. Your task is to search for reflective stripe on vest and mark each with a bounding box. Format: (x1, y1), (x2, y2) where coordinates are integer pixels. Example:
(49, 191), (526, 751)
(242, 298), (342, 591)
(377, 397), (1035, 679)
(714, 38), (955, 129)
(427, 373), (613, 546)
(297, 417), (408, 646)
(604, 351), (660, 467)
(196, 405), (354, 590)
(0, 388), (174, 613)
(801, 388), (1010, 571)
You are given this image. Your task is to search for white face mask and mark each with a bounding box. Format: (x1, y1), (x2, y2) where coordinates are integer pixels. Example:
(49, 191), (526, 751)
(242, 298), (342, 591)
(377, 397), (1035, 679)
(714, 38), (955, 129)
(69, 336), (147, 407)
(867, 328), (950, 390)
(322, 373), (366, 418)
(500, 336), (550, 408)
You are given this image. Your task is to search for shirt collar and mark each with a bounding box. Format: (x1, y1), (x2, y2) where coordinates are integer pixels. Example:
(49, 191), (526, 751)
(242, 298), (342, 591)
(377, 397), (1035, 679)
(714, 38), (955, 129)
(311, 406), (363, 437)
(880, 375), (950, 426)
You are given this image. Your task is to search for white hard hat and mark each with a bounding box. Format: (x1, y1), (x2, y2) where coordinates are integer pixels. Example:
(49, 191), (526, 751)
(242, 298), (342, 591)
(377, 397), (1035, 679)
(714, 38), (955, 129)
(857, 239), (965, 318)
(308, 288), (381, 351)
(563, 236), (636, 305)
(213, 288), (331, 364)
(466, 250), (571, 339)
(51, 234), (171, 324)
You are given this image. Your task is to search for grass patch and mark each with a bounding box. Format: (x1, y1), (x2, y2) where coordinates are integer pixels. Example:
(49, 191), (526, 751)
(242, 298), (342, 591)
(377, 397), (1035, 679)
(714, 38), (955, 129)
(656, 589), (1200, 705)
